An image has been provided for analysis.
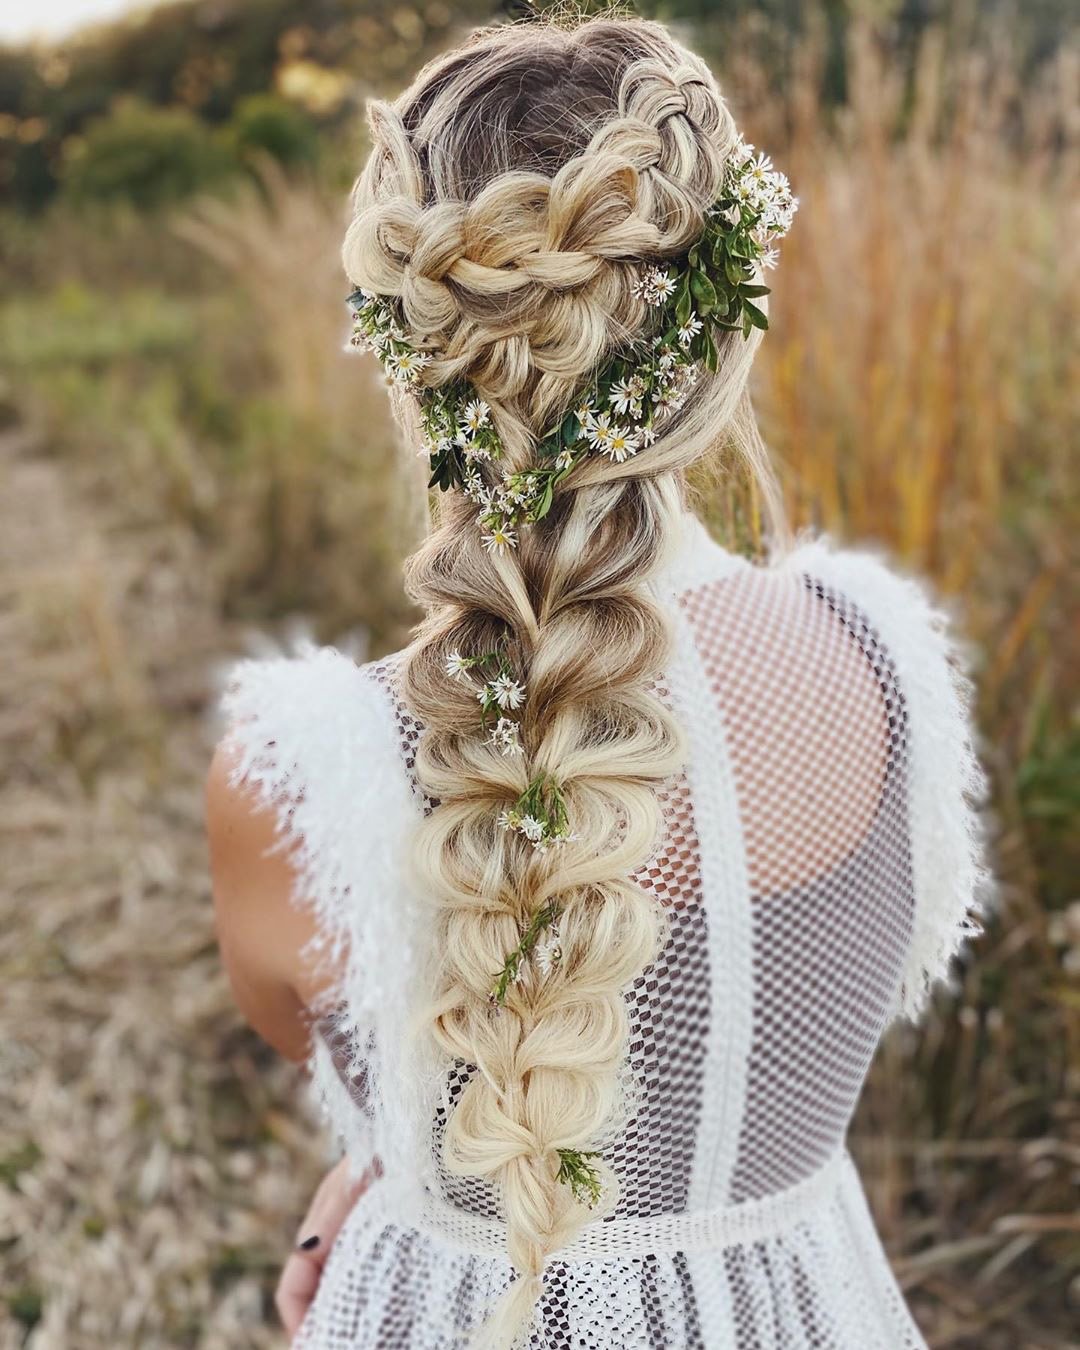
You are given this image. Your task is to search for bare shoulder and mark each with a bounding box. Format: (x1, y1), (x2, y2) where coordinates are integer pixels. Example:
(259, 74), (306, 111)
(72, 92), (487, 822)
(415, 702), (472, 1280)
(205, 734), (327, 1061)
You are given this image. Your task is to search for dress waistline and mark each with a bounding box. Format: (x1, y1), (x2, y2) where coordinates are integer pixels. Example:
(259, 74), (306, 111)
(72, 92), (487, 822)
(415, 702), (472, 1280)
(394, 1148), (850, 1262)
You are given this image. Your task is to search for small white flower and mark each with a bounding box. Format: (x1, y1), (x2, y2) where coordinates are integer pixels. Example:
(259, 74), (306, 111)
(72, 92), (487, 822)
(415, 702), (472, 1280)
(632, 264), (677, 306)
(534, 927), (563, 976)
(488, 717), (523, 757)
(482, 525), (518, 554)
(462, 399), (491, 434)
(575, 400), (597, 428)
(554, 448), (575, 471)
(608, 376), (646, 417)
(640, 425), (658, 447)
(463, 471), (490, 504)
(445, 650), (470, 681)
(389, 349), (430, 382)
(497, 808), (522, 832)
(650, 270), (677, 302)
(518, 815), (545, 843)
(490, 674), (526, 711)
(585, 413), (614, 450)
(677, 316), (703, 347)
(601, 425), (641, 463)
(759, 245), (779, 270)
(729, 137), (755, 170)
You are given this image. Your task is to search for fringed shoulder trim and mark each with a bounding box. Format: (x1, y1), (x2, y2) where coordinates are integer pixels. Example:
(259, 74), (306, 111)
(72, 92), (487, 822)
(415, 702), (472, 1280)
(771, 531), (998, 1023)
(217, 640), (432, 1180)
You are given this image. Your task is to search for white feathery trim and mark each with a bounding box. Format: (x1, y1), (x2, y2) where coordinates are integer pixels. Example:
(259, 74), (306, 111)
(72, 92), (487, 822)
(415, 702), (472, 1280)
(770, 530), (999, 1023)
(217, 641), (441, 1187)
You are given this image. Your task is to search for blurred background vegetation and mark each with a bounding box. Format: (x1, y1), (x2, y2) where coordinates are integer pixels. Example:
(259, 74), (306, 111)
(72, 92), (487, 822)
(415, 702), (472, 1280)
(0, 0), (1076, 1346)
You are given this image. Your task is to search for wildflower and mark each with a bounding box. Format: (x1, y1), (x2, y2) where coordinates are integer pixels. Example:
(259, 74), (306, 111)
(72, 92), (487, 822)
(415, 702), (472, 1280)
(389, 349), (430, 382)
(497, 808), (522, 833)
(534, 927), (563, 976)
(488, 717), (524, 757)
(445, 650), (470, 682)
(462, 399), (490, 434)
(490, 674), (526, 711)
(585, 413), (614, 451)
(554, 448), (575, 471)
(632, 264), (677, 306)
(482, 525), (518, 554)
(677, 317), (703, 347)
(601, 426), (641, 463)
(608, 376), (645, 417)
(518, 815), (545, 843)
(575, 400), (597, 428)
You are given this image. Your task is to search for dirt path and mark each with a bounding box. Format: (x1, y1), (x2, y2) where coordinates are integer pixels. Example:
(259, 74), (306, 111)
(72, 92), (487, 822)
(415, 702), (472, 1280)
(0, 426), (322, 1349)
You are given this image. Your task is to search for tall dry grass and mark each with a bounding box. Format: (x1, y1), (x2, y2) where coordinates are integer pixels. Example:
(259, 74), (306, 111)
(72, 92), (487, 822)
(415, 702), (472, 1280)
(1, 16), (1076, 1349)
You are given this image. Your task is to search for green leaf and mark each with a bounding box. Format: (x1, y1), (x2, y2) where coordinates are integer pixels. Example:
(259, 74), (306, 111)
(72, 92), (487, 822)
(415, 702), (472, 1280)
(674, 270), (692, 328)
(703, 325), (719, 372)
(743, 299), (769, 330)
(739, 283), (771, 298)
(689, 268), (718, 312)
(724, 256), (745, 286)
(687, 244), (701, 268)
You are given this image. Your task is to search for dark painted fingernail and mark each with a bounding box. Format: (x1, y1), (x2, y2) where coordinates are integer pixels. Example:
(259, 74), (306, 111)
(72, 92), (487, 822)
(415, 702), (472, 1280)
(298, 1234), (320, 1251)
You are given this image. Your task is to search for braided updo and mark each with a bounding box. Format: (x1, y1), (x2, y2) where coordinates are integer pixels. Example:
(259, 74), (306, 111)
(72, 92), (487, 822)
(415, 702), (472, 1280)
(343, 13), (784, 1346)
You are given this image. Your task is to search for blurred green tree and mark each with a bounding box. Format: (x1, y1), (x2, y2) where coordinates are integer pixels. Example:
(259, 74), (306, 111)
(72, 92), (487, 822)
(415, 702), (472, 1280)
(61, 99), (235, 209)
(228, 93), (318, 168)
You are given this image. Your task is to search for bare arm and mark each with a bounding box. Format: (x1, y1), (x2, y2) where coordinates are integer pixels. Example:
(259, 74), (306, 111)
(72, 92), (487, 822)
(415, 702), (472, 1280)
(205, 738), (328, 1064)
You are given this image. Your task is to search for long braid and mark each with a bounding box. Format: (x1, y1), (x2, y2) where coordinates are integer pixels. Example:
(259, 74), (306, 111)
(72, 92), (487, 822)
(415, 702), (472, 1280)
(342, 17), (783, 1345)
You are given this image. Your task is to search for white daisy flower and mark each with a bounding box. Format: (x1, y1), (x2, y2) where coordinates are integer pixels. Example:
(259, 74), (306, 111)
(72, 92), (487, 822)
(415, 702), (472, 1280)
(519, 815), (545, 843)
(748, 152), (774, 182)
(759, 246), (780, 270)
(554, 448), (575, 471)
(585, 413), (614, 450)
(462, 399), (490, 434)
(632, 264), (677, 306)
(601, 426), (641, 463)
(729, 137), (755, 169)
(497, 808), (522, 833)
(574, 401), (598, 432)
(533, 928), (563, 976)
(608, 376), (646, 417)
(677, 316), (703, 347)
(491, 674), (526, 711)
(482, 525), (518, 554)
(389, 349), (430, 382)
(487, 717), (523, 756)
(650, 270), (677, 302)
(445, 650), (470, 681)
(641, 425), (658, 447)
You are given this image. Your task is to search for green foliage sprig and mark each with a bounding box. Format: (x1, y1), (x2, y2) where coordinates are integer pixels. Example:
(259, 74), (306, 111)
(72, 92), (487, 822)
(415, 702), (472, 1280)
(489, 898), (562, 1005)
(556, 1147), (605, 1207)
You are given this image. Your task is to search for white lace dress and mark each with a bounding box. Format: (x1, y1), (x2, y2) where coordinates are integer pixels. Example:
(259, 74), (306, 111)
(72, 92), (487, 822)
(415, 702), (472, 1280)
(220, 510), (993, 1349)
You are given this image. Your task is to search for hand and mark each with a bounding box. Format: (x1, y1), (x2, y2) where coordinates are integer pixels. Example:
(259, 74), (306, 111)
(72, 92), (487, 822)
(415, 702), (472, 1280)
(275, 1154), (379, 1341)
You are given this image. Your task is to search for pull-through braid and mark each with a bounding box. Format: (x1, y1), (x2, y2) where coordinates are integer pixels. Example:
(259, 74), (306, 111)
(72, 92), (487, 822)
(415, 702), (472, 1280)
(343, 16), (782, 1346)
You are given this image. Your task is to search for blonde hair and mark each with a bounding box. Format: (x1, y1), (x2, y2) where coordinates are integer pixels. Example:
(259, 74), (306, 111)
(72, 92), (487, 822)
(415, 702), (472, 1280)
(343, 13), (784, 1346)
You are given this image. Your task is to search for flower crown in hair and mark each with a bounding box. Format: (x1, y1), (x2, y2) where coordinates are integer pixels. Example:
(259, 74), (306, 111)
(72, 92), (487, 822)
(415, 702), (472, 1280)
(345, 135), (797, 555)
